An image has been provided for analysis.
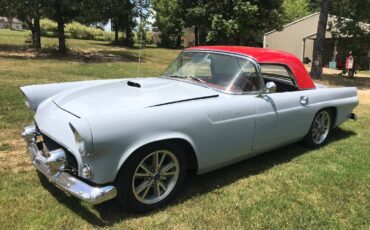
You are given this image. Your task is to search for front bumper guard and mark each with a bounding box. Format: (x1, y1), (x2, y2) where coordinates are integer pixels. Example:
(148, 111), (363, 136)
(22, 125), (117, 204)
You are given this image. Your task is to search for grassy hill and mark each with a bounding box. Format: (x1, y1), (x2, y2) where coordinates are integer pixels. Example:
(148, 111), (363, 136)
(0, 29), (369, 229)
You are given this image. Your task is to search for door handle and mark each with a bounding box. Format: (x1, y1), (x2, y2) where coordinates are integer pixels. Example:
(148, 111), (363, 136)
(300, 96), (309, 106)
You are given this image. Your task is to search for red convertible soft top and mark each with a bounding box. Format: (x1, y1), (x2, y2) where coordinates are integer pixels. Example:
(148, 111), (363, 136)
(186, 46), (315, 90)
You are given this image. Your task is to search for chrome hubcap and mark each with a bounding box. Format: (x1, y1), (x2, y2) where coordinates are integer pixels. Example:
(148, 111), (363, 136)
(132, 150), (179, 204)
(312, 111), (331, 144)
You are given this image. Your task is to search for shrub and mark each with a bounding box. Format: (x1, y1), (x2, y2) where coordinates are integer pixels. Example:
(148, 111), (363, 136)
(40, 19), (113, 41)
(40, 19), (57, 37)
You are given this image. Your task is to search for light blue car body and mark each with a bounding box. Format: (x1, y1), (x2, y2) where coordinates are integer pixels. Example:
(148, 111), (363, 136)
(20, 53), (359, 185)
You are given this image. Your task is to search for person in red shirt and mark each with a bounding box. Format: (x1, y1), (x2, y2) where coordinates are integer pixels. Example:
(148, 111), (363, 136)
(345, 51), (355, 78)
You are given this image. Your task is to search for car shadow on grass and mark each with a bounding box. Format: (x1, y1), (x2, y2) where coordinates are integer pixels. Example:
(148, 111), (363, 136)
(38, 127), (356, 227)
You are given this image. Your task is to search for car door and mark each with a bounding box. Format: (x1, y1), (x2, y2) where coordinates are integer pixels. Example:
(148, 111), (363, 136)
(252, 65), (313, 151)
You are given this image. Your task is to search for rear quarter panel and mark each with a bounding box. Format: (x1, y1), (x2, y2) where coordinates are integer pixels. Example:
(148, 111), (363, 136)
(303, 87), (358, 127)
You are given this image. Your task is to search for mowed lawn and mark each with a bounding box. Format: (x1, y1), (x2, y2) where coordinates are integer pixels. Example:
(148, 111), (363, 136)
(0, 29), (369, 229)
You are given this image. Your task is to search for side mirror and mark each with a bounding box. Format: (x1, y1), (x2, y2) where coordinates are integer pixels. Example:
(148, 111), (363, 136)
(265, 82), (277, 93)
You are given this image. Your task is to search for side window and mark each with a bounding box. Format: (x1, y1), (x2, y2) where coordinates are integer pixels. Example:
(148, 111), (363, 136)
(211, 55), (260, 93)
(260, 64), (296, 86)
(261, 65), (291, 78)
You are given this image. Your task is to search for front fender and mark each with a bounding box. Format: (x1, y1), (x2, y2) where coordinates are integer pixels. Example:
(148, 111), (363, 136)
(115, 132), (198, 179)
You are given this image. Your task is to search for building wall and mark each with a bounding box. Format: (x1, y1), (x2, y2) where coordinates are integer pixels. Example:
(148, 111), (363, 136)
(0, 17), (23, 30)
(264, 13), (336, 61)
(11, 23), (22, 30)
(264, 13), (320, 60)
(181, 28), (195, 48)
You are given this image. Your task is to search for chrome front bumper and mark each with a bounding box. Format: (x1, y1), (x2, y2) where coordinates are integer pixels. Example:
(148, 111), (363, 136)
(21, 125), (117, 204)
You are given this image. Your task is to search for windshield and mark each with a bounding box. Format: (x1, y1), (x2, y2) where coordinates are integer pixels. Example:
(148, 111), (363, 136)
(160, 52), (260, 93)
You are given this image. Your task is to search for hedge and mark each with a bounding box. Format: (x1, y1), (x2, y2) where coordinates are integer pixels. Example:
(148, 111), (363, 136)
(40, 19), (114, 41)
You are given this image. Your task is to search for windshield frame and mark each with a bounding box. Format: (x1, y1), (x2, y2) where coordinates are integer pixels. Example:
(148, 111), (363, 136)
(159, 50), (264, 95)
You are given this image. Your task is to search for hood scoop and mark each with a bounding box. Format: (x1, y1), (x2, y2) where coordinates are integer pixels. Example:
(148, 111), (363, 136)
(127, 81), (141, 88)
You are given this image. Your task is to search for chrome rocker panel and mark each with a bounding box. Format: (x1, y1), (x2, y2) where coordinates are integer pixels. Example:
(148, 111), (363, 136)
(22, 125), (117, 204)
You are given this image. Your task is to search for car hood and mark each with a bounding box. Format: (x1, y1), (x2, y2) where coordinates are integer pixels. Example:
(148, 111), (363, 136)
(52, 77), (218, 117)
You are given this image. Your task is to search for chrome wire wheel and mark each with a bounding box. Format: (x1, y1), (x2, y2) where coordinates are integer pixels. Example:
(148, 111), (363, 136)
(312, 110), (331, 145)
(132, 150), (180, 205)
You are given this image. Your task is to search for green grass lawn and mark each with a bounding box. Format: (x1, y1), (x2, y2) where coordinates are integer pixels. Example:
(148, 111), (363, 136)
(0, 29), (369, 229)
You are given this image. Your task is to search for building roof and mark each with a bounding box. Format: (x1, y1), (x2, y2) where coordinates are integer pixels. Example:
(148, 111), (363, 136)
(185, 46), (315, 90)
(265, 12), (320, 36)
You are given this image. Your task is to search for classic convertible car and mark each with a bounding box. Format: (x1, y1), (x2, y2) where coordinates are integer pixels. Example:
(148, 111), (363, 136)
(21, 46), (358, 212)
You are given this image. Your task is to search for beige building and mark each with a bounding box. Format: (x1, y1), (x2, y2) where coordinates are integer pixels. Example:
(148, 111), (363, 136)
(264, 13), (336, 62)
(0, 17), (23, 30)
(181, 28), (195, 48)
(264, 13), (370, 69)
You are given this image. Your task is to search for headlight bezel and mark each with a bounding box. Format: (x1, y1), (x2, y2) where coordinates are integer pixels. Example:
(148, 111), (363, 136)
(69, 123), (88, 156)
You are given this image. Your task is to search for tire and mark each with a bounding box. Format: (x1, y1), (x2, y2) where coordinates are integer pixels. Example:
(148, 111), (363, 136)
(116, 142), (186, 213)
(303, 109), (333, 148)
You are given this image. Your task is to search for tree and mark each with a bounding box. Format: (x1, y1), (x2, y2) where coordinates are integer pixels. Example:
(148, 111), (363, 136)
(282, 0), (312, 23)
(152, 0), (184, 48)
(0, 0), (17, 26)
(310, 0), (331, 79)
(0, 0), (44, 49)
(182, 0), (209, 46)
(102, 0), (137, 46)
(153, 0), (285, 48)
(43, 0), (90, 53)
(330, 0), (370, 38)
(135, 0), (152, 46)
(17, 0), (43, 49)
(204, 0), (284, 46)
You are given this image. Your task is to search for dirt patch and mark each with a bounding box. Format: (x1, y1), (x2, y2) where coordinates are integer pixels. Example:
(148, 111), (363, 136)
(305, 65), (370, 78)
(0, 130), (32, 173)
(357, 90), (370, 105)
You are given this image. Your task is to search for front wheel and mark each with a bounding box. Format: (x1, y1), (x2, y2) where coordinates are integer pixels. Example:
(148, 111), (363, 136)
(303, 109), (333, 148)
(116, 143), (186, 212)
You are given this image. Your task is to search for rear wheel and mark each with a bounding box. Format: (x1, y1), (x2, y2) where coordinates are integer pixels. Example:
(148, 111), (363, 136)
(116, 142), (186, 212)
(303, 109), (332, 148)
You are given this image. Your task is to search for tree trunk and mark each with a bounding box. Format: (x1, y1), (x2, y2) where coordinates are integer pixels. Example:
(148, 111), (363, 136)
(194, 26), (199, 46)
(114, 27), (119, 44)
(57, 18), (66, 54)
(33, 14), (41, 49)
(55, 0), (66, 54)
(125, 27), (133, 46)
(113, 19), (119, 44)
(8, 17), (13, 29)
(310, 0), (331, 79)
(199, 27), (207, 45)
(176, 35), (182, 48)
(25, 18), (35, 44)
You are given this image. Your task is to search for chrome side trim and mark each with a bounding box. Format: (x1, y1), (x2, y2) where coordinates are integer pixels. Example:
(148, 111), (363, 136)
(22, 128), (117, 204)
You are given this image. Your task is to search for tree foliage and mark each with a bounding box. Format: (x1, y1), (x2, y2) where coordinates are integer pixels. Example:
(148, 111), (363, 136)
(153, 0), (285, 48)
(282, 0), (312, 23)
(330, 0), (370, 38)
(152, 0), (184, 48)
